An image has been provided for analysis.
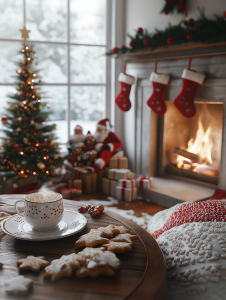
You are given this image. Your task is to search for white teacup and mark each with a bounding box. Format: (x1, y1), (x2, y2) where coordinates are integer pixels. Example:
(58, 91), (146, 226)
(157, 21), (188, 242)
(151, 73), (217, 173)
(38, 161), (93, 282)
(15, 192), (64, 231)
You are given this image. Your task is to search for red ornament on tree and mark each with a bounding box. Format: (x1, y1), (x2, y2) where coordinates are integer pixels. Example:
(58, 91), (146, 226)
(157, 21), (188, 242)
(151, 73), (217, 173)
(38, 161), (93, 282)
(194, 25), (199, 30)
(23, 117), (28, 122)
(188, 18), (194, 24)
(13, 144), (22, 152)
(187, 34), (192, 40)
(115, 73), (135, 112)
(147, 72), (170, 116)
(112, 47), (118, 54)
(1, 116), (7, 124)
(167, 37), (174, 45)
(164, 9), (169, 15)
(143, 39), (149, 46)
(183, 20), (188, 26)
(121, 45), (126, 49)
(129, 41), (134, 47)
(137, 27), (143, 34)
(223, 11), (226, 18)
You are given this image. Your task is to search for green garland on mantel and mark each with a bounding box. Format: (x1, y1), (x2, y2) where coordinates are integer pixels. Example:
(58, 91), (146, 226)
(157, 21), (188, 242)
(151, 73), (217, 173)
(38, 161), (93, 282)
(106, 9), (226, 56)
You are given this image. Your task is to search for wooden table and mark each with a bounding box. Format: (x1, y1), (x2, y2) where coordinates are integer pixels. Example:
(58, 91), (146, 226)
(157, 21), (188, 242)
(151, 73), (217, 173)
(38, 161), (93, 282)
(0, 195), (167, 300)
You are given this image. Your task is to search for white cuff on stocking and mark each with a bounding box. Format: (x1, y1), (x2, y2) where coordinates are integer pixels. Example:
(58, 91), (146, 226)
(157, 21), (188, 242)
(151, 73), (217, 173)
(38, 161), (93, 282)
(150, 72), (170, 85)
(182, 69), (205, 84)
(118, 73), (135, 85)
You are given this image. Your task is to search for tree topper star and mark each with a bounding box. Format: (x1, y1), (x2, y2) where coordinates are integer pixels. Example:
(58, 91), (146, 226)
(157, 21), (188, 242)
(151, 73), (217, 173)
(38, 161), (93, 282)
(20, 26), (30, 43)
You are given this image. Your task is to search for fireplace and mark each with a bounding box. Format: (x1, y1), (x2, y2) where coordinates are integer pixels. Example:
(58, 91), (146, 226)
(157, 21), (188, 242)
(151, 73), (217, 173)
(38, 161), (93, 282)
(119, 49), (226, 207)
(163, 102), (223, 185)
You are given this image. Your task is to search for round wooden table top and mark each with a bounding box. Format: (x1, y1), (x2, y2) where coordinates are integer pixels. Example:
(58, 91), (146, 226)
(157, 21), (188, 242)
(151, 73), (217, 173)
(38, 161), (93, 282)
(0, 195), (167, 300)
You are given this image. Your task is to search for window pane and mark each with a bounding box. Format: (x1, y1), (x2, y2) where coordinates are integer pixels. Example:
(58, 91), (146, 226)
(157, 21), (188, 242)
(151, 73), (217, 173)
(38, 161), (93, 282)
(34, 43), (67, 83)
(41, 86), (68, 151)
(0, 86), (16, 140)
(70, 46), (105, 83)
(26, 0), (67, 42)
(70, 86), (105, 135)
(0, 42), (23, 83)
(0, 0), (23, 39)
(70, 0), (106, 45)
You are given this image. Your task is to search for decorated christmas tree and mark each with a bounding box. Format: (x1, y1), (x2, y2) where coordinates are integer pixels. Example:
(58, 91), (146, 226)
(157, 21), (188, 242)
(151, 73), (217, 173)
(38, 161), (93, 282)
(0, 27), (64, 188)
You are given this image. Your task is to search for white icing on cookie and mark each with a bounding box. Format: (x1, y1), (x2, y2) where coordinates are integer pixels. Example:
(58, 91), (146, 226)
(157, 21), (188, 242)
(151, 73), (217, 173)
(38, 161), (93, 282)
(5, 276), (33, 295)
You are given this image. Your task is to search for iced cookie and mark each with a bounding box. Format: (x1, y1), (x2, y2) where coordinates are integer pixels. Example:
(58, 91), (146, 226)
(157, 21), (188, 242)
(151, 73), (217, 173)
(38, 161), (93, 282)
(43, 253), (84, 282)
(115, 226), (130, 234)
(90, 225), (120, 238)
(17, 256), (49, 271)
(5, 276), (33, 295)
(76, 265), (115, 278)
(103, 241), (133, 253)
(111, 233), (138, 243)
(75, 230), (109, 248)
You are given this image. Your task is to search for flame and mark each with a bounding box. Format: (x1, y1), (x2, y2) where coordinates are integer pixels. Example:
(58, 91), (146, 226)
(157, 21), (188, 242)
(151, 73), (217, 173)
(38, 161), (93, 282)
(177, 117), (213, 169)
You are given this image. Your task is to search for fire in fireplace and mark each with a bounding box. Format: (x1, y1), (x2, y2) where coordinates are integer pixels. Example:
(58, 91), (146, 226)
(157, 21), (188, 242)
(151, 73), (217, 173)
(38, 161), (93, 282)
(163, 102), (223, 184)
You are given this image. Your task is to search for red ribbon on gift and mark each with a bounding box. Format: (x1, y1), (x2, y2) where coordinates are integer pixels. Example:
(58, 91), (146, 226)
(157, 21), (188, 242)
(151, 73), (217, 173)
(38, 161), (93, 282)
(117, 157), (120, 168)
(139, 176), (149, 188)
(121, 187), (125, 200)
(122, 178), (134, 188)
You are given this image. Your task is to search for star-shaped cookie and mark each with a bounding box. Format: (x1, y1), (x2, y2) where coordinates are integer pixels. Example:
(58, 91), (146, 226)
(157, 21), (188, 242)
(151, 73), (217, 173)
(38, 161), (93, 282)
(75, 230), (109, 248)
(103, 241), (133, 253)
(111, 233), (138, 243)
(76, 265), (115, 278)
(17, 256), (49, 271)
(5, 276), (33, 295)
(114, 226), (130, 234)
(43, 253), (83, 282)
(90, 225), (120, 237)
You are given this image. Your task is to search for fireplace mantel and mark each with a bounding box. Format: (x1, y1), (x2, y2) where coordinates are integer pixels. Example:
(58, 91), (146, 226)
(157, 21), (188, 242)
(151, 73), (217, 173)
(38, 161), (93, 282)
(121, 52), (226, 207)
(117, 42), (226, 64)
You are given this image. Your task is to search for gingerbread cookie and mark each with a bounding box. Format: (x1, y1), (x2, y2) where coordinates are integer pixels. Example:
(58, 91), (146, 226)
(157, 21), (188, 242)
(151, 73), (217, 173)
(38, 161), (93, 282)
(5, 276), (33, 295)
(17, 256), (49, 271)
(103, 241), (133, 253)
(111, 233), (138, 243)
(76, 265), (115, 278)
(114, 226), (130, 234)
(90, 225), (120, 238)
(43, 253), (83, 282)
(75, 230), (109, 248)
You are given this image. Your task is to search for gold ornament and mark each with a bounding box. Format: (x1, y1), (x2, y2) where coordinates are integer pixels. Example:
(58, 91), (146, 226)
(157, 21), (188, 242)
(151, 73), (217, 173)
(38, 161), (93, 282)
(13, 183), (18, 189)
(37, 163), (46, 170)
(3, 177), (6, 181)
(20, 26), (30, 43)
(39, 105), (43, 110)
(30, 120), (35, 125)
(16, 127), (21, 132)
(23, 137), (29, 144)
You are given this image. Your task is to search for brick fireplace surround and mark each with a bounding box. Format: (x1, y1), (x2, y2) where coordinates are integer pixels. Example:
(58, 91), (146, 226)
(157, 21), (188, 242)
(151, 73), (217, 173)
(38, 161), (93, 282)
(120, 43), (226, 207)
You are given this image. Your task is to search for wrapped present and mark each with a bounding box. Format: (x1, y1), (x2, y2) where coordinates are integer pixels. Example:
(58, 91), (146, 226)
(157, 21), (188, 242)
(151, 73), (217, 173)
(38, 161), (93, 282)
(97, 166), (109, 192)
(113, 150), (124, 158)
(68, 179), (82, 189)
(109, 156), (128, 169)
(60, 187), (82, 199)
(61, 170), (72, 182)
(108, 169), (131, 180)
(136, 176), (152, 188)
(102, 178), (118, 197)
(115, 186), (137, 202)
(118, 178), (136, 189)
(82, 173), (97, 194)
(127, 172), (135, 179)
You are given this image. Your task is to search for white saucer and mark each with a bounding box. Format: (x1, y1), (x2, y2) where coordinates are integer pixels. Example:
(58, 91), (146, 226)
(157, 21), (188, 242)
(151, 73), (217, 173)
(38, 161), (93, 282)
(1, 210), (87, 241)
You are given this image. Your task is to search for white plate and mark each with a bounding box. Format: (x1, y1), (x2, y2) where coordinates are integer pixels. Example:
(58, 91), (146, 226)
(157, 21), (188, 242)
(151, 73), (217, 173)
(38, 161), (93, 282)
(1, 210), (87, 241)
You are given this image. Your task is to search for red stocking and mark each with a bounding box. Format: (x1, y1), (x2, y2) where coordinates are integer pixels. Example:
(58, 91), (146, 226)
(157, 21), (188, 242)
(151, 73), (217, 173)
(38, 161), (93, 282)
(115, 73), (135, 112)
(147, 72), (170, 116)
(174, 69), (205, 118)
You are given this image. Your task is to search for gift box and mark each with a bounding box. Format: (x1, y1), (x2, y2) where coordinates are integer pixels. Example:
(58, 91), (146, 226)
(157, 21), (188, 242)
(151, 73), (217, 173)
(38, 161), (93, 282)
(136, 176), (152, 188)
(127, 172), (135, 179)
(109, 156), (128, 169)
(81, 173), (97, 194)
(113, 150), (124, 158)
(68, 179), (82, 189)
(60, 188), (82, 199)
(118, 178), (136, 188)
(115, 186), (137, 202)
(108, 169), (131, 180)
(97, 166), (109, 192)
(102, 178), (118, 197)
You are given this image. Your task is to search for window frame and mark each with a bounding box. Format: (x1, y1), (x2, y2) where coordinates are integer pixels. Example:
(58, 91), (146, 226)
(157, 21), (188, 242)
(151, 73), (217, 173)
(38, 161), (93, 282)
(0, 0), (112, 146)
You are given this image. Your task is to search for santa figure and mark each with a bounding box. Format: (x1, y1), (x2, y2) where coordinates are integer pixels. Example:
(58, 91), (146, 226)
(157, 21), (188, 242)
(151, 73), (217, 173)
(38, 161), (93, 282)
(66, 124), (85, 152)
(87, 118), (122, 173)
(84, 131), (96, 151)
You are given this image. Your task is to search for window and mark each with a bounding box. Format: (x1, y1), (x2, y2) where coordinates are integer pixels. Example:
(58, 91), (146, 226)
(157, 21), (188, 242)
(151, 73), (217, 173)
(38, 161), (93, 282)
(0, 0), (109, 151)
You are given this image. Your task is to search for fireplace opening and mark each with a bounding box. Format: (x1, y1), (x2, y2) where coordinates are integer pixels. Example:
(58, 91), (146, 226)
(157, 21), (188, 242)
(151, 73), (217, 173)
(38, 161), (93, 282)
(162, 102), (223, 185)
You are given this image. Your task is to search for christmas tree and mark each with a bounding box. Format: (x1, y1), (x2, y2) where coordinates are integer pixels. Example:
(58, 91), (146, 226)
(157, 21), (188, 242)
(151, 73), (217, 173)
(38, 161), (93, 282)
(0, 33), (64, 187)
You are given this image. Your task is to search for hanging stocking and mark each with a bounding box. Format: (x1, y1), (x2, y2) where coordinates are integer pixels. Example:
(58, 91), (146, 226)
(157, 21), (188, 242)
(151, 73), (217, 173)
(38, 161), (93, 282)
(147, 72), (170, 115)
(115, 73), (135, 112)
(174, 69), (205, 118)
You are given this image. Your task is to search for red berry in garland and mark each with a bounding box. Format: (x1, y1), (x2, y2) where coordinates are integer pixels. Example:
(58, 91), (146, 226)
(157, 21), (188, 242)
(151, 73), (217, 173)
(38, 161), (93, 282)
(23, 116), (28, 122)
(183, 20), (188, 26)
(137, 27), (143, 34)
(167, 37), (174, 45)
(1, 116), (7, 124)
(164, 9), (169, 15)
(13, 144), (22, 152)
(129, 41), (134, 47)
(188, 18), (194, 24)
(143, 39), (149, 46)
(121, 45), (126, 49)
(187, 34), (193, 40)
(111, 47), (118, 54)
(223, 11), (226, 18)
(194, 25), (199, 30)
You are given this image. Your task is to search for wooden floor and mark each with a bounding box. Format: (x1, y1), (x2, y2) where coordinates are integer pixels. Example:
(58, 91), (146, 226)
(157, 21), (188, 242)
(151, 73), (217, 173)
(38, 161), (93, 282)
(73, 192), (166, 217)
